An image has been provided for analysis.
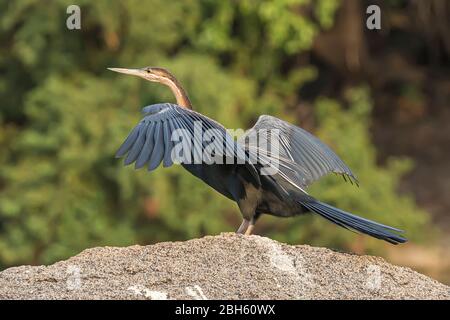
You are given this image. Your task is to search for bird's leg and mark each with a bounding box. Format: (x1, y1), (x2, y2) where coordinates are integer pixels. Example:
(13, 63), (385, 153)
(236, 219), (250, 234)
(244, 217), (256, 235)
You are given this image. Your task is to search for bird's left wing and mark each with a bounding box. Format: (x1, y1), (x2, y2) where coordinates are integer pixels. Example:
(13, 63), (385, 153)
(238, 115), (357, 187)
(116, 103), (259, 181)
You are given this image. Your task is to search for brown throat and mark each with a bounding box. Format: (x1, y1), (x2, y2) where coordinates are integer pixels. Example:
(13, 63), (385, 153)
(156, 69), (192, 109)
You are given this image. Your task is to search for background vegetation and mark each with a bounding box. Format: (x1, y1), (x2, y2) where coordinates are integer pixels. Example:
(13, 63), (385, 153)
(1, 1), (448, 282)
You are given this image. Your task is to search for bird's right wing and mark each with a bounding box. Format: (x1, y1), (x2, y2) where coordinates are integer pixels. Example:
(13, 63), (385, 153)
(238, 115), (357, 188)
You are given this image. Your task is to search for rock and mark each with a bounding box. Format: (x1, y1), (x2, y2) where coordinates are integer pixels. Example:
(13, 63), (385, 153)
(0, 233), (448, 300)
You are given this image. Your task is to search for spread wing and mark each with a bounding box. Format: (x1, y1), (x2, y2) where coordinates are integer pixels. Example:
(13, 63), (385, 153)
(116, 103), (259, 182)
(238, 115), (358, 188)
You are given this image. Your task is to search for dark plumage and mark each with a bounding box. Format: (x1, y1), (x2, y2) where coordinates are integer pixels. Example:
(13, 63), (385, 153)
(109, 66), (407, 244)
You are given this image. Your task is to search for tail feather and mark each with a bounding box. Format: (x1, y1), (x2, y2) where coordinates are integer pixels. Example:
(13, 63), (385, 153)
(302, 200), (407, 245)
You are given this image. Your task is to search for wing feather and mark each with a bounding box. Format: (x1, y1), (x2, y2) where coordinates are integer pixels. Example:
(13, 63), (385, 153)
(162, 121), (174, 167)
(116, 123), (142, 158)
(148, 121), (164, 171)
(239, 115), (357, 188)
(124, 124), (147, 165)
(135, 123), (156, 169)
(116, 103), (259, 187)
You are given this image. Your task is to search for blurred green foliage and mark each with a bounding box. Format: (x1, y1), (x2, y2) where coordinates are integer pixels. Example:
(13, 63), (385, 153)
(0, 0), (430, 266)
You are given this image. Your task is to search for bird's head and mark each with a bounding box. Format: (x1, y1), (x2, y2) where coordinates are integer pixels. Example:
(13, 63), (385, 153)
(107, 66), (175, 84)
(108, 66), (192, 109)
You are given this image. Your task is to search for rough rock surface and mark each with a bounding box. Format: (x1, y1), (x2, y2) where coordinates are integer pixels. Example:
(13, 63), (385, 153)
(0, 233), (448, 300)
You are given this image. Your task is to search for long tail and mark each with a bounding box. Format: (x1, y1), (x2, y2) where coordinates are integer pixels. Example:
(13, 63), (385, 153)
(301, 200), (407, 245)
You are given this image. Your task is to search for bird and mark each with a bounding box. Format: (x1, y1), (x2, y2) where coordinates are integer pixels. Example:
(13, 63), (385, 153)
(108, 66), (407, 244)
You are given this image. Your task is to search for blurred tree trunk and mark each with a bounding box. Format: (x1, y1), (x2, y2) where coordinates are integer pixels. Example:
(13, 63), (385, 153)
(313, 0), (368, 76)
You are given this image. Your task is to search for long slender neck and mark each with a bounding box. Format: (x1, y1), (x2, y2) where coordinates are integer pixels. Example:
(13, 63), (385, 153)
(160, 75), (192, 109)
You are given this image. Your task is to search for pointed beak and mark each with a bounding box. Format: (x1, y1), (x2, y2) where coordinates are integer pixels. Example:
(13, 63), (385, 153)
(107, 67), (143, 77)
